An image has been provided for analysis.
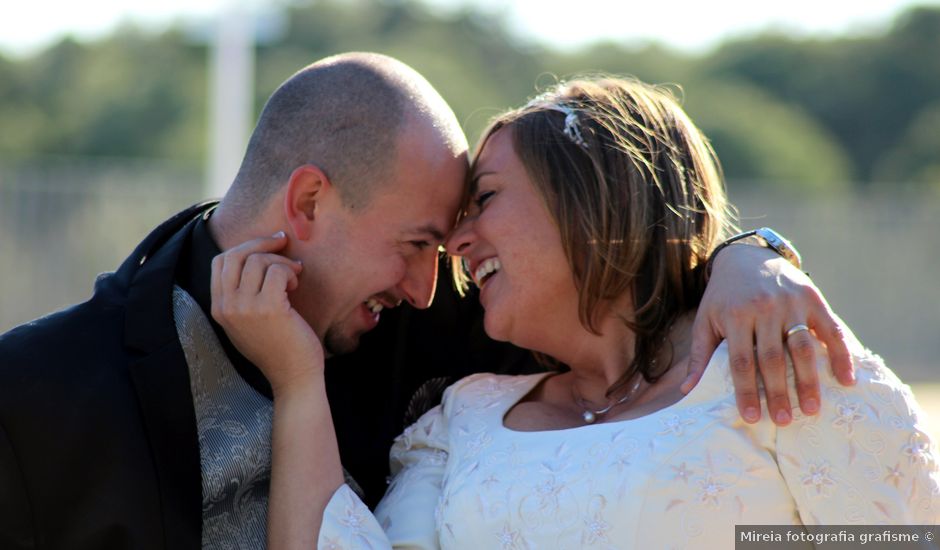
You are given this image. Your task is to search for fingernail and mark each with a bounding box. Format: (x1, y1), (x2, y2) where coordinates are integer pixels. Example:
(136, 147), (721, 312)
(803, 398), (818, 414)
(273, 231), (285, 239)
(775, 409), (791, 424)
(744, 407), (760, 423)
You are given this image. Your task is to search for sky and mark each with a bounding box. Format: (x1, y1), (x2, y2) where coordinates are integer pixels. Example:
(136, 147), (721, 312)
(1, 0), (938, 57)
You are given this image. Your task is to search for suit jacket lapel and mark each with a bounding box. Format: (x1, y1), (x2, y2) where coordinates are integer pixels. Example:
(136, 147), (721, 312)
(122, 203), (214, 549)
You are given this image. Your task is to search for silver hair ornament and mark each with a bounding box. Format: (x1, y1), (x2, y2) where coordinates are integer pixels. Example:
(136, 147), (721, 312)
(560, 109), (588, 149)
(526, 96), (589, 149)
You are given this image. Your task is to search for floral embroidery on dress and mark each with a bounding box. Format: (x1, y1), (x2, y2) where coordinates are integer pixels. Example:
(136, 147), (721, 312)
(582, 512), (612, 545)
(496, 522), (524, 549)
(672, 462), (693, 484)
(697, 475), (726, 508)
(903, 432), (934, 467)
(464, 431), (494, 457)
(855, 352), (888, 383)
(832, 401), (866, 435)
(883, 463), (904, 488)
(611, 447), (638, 473)
(534, 476), (564, 508)
(341, 503), (366, 534)
(659, 414), (696, 437)
(802, 461), (836, 497)
(321, 486), (391, 550)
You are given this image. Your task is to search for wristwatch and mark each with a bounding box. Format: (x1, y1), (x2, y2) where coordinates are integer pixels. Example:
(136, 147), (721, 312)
(705, 227), (802, 279)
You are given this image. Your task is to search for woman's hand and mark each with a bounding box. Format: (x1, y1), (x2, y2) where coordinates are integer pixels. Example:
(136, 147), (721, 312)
(213, 232), (345, 548)
(210, 231), (322, 397)
(683, 245), (855, 426)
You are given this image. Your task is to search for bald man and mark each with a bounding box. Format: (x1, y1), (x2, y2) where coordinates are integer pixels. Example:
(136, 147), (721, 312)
(0, 52), (469, 550)
(0, 53), (852, 549)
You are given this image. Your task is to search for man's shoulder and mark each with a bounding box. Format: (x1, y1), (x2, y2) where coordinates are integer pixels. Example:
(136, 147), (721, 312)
(0, 201), (212, 368)
(0, 293), (126, 376)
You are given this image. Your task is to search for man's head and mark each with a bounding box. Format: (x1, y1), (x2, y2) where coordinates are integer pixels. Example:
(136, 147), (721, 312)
(212, 52), (468, 356)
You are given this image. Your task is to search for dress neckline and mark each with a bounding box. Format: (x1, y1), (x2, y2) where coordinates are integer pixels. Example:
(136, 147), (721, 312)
(498, 342), (730, 434)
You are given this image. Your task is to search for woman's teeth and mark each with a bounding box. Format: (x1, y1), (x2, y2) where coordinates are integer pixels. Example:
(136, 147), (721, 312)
(365, 298), (384, 314)
(474, 258), (501, 286)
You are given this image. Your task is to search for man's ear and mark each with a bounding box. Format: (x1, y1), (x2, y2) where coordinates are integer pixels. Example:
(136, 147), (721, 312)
(283, 164), (332, 241)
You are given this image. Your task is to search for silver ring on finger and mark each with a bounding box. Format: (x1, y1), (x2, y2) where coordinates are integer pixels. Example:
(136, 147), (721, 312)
(785, 323), (810, 340)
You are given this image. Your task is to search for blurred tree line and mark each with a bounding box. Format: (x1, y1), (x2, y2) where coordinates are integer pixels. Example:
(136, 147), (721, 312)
(1, 0), (938, 191)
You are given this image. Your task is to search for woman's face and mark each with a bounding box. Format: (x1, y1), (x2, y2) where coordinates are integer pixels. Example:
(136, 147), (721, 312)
(445, 127), (582, 349)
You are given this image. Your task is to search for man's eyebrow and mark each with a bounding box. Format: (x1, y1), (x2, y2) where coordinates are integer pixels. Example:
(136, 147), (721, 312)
(411, 224), (446, 242)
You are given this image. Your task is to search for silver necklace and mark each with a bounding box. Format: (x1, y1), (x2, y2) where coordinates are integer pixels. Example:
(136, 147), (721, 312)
(572, 375), (642, 424)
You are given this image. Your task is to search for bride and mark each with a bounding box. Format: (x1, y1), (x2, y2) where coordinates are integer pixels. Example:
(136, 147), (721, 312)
(214, 76), (939, 548)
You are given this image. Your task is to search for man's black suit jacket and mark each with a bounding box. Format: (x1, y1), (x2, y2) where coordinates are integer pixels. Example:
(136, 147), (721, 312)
(0, 202), (539, 549)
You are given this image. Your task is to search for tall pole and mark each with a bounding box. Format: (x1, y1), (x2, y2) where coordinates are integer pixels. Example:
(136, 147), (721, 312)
(207, 1), (255, 198)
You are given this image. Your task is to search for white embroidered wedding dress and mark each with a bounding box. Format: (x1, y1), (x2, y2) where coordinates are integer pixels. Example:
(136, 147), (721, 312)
(319, 342), (939, 549)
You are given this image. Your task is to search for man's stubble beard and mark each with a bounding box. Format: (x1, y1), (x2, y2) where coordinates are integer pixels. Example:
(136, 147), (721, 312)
(323, 324), (361, 357)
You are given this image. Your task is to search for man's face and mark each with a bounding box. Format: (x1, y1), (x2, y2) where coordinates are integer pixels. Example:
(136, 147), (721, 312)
(292, 122), (468, 356)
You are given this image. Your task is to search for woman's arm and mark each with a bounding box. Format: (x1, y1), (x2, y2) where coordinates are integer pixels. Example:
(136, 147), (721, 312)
(324, 403), (450, 549)
(210, 233), (344, 548)
(267, 378), (343, 548)
(210, 233), (448, 549)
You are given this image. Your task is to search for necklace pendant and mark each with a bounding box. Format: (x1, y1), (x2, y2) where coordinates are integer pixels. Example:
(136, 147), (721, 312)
(582, 410), (597, 424)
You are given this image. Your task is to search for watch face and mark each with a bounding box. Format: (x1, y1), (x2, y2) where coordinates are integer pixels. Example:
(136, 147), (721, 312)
(756, 227), (801, 268)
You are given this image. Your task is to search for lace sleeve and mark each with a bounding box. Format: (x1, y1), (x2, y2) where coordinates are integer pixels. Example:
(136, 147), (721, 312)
(373, 400), (450, 549)
(319, 388), (452, 550)
(776, 347), (940, 524)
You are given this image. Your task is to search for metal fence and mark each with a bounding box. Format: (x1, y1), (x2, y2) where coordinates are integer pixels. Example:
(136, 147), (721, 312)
(2, 158), (938, 382)
(0, 157), (204, 330)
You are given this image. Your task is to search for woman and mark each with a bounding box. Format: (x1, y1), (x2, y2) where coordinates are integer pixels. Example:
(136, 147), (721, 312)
(217, 77), (939, 548)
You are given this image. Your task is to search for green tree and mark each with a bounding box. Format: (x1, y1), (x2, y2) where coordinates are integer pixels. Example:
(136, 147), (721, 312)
(873, 101), (940, 190)
(1, 0), (938, 190)
(684, 80), (852, 190)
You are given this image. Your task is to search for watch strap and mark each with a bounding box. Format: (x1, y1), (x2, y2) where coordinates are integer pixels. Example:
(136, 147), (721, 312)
(705, 227), (802, 280)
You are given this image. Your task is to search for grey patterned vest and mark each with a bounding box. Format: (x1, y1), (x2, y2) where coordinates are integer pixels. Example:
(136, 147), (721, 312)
(173, 286), (272, 549)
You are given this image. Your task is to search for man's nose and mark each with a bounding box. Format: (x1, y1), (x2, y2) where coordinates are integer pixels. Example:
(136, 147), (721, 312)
(399, 249), (439, 309)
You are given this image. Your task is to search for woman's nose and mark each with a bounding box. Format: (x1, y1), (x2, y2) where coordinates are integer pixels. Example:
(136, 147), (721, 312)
(444, 218), (475, 256)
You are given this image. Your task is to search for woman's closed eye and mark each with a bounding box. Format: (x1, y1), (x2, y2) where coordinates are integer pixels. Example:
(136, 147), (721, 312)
(474, 190), (495, 208)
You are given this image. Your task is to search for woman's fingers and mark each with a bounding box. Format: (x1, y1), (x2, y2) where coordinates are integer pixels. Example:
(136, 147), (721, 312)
(211, 231), (301, 324)
(806, 296), (856, 386)
(219, 231), (289, 294)
(724, 317), (762, 424)
(784, 322), (821, 415)
(755, 316), (793, 426)
(261, 262), (301, 303)
(681, 314), (721, 394)
(239, 253), (302, 296)
(208, 233), (325, 397)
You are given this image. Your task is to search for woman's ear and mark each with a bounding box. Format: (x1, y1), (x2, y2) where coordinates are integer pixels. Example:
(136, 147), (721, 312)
(283, 164), (332, 241)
